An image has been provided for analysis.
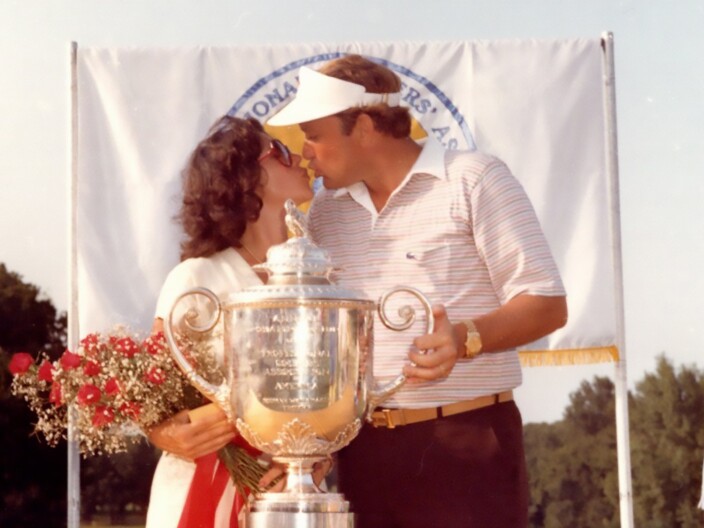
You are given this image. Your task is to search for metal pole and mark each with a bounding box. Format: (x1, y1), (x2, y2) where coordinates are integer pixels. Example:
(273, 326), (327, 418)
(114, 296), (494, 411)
(67, 41), (81, 528)
(601, 31), (634, 528)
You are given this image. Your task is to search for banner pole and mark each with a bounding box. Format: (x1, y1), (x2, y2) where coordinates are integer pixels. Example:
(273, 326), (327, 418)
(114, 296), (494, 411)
(67, 40), (81, 528)
(601, 31), (634, 528)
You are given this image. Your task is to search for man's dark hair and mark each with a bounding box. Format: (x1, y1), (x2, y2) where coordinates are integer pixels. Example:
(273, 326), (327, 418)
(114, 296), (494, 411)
(319, 54), (411, 138)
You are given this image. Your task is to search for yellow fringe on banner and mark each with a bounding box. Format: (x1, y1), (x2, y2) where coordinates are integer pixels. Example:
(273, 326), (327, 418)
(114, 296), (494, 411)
(518, 346), (620, 367)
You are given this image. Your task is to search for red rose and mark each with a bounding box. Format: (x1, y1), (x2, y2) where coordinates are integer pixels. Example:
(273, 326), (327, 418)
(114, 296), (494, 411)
(38, 360), (54, 382)
(143, 332), (166, 355)
(80, 333), (101, 355)
(104, 377), (120, 396)
(83, 360), (101, 376)
(76, 383), (101, 406)
(115, 337), (139, 358)
(60, 350), (82, 370)
(119, 402), (141, 419)
(49, 382), (63, 406)
(145, 366), (165, 385)
(8, 352), (34, 375)
(92, 406), (115, 428)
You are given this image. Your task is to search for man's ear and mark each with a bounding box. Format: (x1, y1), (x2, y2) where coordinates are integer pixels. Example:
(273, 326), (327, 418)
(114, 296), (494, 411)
(352, 113), (376, 146)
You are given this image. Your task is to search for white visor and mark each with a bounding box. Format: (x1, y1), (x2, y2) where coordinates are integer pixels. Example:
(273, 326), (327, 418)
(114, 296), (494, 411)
(267, 66), (401, 126)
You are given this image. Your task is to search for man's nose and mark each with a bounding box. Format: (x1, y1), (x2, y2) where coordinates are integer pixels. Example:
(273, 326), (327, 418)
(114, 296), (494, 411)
(301, 142), (314, 160)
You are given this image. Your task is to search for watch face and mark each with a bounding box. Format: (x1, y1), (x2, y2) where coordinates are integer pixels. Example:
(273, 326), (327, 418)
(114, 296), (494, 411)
(466, 333), (482, 355)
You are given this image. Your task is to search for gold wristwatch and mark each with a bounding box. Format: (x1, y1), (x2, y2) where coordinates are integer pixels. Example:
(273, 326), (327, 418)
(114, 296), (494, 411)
(462, 319), (483, 359)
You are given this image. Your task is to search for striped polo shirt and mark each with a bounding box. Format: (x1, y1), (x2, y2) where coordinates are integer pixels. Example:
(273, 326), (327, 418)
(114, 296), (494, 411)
(308, 139), (565, 409)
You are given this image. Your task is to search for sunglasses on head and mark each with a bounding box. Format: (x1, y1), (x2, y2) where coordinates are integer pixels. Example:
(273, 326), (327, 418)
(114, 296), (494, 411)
(258, 139), (292, 167)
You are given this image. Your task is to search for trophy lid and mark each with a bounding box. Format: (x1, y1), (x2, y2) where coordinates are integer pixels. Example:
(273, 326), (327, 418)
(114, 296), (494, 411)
(225, 200), (373, 305)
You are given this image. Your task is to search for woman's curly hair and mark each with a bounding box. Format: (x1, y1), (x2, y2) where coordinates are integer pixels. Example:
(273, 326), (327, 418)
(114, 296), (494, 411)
(178, 116), (265, 260)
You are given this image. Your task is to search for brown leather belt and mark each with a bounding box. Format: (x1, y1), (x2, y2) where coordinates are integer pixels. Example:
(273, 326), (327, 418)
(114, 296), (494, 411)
(369, 390), (513, 429)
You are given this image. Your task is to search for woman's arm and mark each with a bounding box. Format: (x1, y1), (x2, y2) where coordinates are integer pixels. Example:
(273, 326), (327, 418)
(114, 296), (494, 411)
(146, 407), (236, 461)
(147, 318), (237, 460)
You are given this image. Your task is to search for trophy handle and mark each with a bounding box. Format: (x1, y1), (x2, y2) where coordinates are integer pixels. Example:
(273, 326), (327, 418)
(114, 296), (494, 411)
(164, 287), (233, 421)
(366, 286), (435, 419)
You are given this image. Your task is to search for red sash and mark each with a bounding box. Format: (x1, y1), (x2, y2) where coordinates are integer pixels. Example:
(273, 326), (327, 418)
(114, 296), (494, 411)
(177, 437), (262, 528)
(177, 452), (241, 528)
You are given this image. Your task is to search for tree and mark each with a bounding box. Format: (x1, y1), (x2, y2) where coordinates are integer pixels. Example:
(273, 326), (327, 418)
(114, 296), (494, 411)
(525, 376), (620, 527)
(630, 356), (704, 527)
(525, 361), (704, 527)
(80, 442), (159, 525)
(0, 263), (68, 528)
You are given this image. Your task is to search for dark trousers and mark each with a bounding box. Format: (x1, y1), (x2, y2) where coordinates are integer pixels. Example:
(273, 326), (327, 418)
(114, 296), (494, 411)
(337, 401), (528, 528)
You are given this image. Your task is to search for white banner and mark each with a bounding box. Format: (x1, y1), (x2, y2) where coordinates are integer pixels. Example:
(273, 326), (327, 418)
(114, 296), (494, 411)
(74, 40), (616, 361)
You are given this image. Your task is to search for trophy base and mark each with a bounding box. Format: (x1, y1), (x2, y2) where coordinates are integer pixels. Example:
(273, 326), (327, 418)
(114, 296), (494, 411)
(246, 492), (353, 528)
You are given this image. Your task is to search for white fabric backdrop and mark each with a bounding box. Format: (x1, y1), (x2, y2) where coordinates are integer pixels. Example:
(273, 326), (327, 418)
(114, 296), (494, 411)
(74, 39), (616, 360)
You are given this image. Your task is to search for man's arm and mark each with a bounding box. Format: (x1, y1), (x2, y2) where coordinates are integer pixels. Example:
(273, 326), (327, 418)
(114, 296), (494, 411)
(405, 294), (567, 383)
(461, 293), (568, 354)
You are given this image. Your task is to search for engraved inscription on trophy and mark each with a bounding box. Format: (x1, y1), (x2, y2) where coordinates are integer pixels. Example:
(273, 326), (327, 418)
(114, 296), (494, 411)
(236, 306), (345, 413)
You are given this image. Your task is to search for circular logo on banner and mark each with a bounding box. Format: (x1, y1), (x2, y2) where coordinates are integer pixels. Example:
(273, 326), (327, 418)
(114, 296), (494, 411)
(227, 52), (475, 153)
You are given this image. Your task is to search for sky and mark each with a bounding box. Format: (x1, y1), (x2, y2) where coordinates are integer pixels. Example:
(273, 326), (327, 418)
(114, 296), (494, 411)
(1, 0), (703, 425)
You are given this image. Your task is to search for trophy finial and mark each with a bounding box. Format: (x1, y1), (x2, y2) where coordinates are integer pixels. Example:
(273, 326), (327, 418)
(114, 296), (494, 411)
(284, 199), (308, 238)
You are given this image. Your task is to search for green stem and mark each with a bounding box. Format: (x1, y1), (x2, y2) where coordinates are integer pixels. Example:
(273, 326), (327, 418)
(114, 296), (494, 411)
(217, 444), (267, 498)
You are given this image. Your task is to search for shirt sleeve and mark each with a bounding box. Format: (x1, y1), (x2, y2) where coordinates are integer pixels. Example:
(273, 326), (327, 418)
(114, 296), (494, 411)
(154, 261), (199, 320)
(469, 158), (565, 303)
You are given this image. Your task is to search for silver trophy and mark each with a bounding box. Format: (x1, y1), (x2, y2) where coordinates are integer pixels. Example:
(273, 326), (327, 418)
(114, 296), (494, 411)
(165, 200), (432, 528)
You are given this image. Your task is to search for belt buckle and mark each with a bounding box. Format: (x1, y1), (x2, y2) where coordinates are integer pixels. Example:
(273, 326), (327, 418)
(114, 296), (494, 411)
(371, 409), (396, 429)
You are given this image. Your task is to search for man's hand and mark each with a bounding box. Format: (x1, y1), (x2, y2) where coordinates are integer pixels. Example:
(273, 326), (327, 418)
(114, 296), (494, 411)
(147, 406), (237, 461)
(401, 294), (568, 384)
(257, 456), (333, 492)
(259, 461), (287, 492)
(403, 305), (460, 384)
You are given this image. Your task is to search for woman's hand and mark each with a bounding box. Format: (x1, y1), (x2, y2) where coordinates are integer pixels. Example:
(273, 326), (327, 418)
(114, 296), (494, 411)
(147, 406), (236, 461)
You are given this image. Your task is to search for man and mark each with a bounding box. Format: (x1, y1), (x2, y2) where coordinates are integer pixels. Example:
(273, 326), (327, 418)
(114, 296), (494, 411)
(268, 55), (567, 528)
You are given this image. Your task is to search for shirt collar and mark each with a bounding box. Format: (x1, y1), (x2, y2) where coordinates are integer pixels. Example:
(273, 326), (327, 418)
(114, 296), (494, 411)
(408, 136), (447, 181)
(332, 137), (447, 200)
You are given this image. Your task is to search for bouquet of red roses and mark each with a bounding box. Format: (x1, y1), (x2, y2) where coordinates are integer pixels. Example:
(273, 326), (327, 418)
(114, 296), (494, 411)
(9, 328), (267, 494)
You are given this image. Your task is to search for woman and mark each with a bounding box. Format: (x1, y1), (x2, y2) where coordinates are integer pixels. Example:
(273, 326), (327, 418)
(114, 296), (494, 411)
(145, 115), (314, 527)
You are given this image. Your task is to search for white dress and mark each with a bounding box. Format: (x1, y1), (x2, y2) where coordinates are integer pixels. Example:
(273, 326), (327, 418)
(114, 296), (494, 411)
(145, 248), (262, 528)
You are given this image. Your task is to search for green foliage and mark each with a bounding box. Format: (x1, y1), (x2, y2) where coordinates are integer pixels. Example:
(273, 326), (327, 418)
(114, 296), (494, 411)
(525, 360), (704, 527)
(0, 264), (68, 527)
(630, 356), (704, 527)
(80, 442), (159, 525)
(525, 377), (619, 527)
(0, 263), (66, 356)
